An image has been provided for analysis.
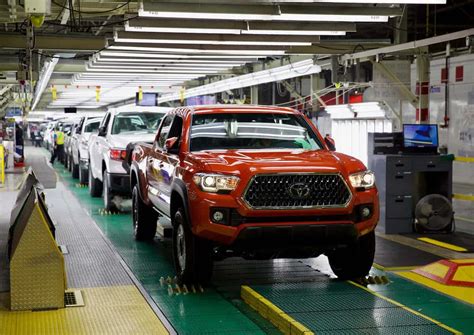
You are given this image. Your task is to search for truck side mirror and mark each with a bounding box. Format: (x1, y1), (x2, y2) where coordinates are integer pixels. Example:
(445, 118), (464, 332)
(164, 137), (179, 153)
(98, 126), (107, 136)
(324, 135), (336, 151)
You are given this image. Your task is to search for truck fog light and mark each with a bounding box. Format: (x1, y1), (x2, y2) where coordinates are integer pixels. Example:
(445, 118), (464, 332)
(361, 207), (371, 218)
(213, 211), (225, 222)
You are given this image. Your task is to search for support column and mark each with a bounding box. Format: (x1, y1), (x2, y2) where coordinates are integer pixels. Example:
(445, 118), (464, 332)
(415, 53), (430, 124)
(250, 85), (259, 105)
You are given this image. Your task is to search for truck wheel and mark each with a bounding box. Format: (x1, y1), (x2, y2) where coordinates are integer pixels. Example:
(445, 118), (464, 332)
(103, 171), (117, 211)
(79, 166), (88, 185)
(173, 208), (213, 285)
(72, 162), (79, 179)
(328, 230), (375, 280)
(132, 185), (157, 241)
(89, 164), (103, 197)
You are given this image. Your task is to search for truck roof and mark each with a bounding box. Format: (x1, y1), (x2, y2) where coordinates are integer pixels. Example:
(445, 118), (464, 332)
(173, 104), (298, 118)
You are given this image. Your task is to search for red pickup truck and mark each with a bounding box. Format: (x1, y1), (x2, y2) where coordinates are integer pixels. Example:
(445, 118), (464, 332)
(130, 105), (379, 284)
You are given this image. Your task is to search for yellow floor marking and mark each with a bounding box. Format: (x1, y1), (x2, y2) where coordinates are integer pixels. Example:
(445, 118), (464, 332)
(419, 262), (451, 278)
(417, 237), (468, 252)
(397, 271), (474, 305)
(372, 263), (418, 271)
(348, 280), (463, 334)
(453, 193), (474, 201)
(0, 285), (169, 335)
(451, 259), (474, 264)
(241, 286), (314, 335)
(455, 156), (474, 163)
(452, 265), (474, 283)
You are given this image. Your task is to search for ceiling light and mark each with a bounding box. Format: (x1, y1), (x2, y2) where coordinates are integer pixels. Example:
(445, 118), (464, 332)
(139, 9), (388, 22)
(96, 57), (247, 64)
(107, 45), (287, 56)
(125, 24), (346, 36)
(89, 64), (239, 70)
(114, 37), (312, 47)
(99, 51), (261, 59)
(243, 30), (345, 36)
(32, 56), (58, 111)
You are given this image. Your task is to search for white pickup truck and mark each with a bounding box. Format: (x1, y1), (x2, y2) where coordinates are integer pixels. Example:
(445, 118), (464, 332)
(70, 116), (102, 183)
(88, 108), (166, 211)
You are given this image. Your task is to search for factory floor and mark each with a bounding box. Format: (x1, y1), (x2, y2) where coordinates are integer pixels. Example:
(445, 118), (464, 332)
(0, 146), (473, 334)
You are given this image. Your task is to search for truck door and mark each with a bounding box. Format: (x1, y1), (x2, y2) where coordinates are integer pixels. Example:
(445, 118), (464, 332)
(157, 116), (183, 216)
(91, 113), (110, 180)
(147, 114), (174, 214)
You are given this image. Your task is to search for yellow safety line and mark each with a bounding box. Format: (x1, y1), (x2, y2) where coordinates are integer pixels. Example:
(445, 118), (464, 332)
(348, 281), (462, 335)
(455, 156), (474, 163)
(396, 271), (474, 305)
(417, 237), (468, 252)
(241, 285), (314, 335)
(373, 263), (418, 272)
(453, 193), (474, 201)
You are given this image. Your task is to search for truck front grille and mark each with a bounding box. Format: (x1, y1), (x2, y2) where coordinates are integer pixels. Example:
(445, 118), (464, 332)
(243, 174), (351, 209)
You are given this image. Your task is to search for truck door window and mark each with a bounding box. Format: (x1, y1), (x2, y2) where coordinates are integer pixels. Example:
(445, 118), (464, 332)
(157, 115), (174, 148)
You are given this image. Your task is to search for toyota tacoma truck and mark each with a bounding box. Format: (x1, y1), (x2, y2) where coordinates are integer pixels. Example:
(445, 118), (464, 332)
(88, 108), (165, 211)
(130, 105), (379, 284)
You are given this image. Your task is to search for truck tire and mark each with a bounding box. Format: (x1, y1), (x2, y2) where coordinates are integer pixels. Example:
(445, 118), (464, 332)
(103, 171), (117, 211)
(79, 166), (88, 185)
(172, 208), (213, 285)
(132, 185), (157, 241)
(72, 162), (79, 179)
(89, 164), (103, 197)
(328, 230), (375, 280)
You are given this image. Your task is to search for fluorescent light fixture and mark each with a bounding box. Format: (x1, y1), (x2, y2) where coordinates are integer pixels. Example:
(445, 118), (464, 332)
(114, 37), (311, 46)
(160, 59), (321, 103)
(100, 51), (261, 59)
(139, 9), (389, 22)
(32, 56), (59, 111)
(107, 45), (286, 56)
(85, 67), (219, 74)
(89, 65), (236, 70)
(309, 1), (444, 3)
(96, 57), (247, 64)
(243, 30), (345, 36)
(89, 63), (243, 69)
(125, 24), (346, 36)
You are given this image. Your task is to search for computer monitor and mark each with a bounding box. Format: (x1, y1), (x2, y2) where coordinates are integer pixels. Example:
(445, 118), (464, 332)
(403, 124), (438, 148)
(135, 92), (158, 106)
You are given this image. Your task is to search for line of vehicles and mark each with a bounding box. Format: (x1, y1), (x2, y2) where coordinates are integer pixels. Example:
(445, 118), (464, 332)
(48, 105), (379, 285)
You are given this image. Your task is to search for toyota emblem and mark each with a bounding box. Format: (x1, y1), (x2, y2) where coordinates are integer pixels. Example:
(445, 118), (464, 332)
(288, 183), (311, 199)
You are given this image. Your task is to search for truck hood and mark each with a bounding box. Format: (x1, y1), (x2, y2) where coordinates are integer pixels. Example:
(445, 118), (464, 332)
(108, 131), (156, 149)
(187, 149), (366, 176)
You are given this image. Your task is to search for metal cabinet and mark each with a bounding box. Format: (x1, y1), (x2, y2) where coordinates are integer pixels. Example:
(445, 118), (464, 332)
(368, 154), (453, 234)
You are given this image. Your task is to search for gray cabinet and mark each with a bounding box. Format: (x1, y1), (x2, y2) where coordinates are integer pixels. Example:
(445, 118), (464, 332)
(368, 154), (453, 234)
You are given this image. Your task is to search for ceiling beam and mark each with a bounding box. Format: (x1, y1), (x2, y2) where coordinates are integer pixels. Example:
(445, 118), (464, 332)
(126, 17), (357, 32)
(0, 33), (105, 51)
(339, 28), (474, 62)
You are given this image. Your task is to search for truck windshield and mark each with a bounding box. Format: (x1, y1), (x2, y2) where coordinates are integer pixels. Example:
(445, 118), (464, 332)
(190, 113), (323, 151)
(111, 112), (163, 135)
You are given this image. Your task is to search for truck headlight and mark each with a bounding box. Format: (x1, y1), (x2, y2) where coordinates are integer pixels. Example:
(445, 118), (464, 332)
(193, 173), (239, 193)
(349, 170), (375, 189)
